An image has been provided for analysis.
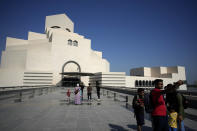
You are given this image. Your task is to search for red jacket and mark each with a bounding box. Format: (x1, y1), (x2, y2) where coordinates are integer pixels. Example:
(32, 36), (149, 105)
(151, 88), (167, 116)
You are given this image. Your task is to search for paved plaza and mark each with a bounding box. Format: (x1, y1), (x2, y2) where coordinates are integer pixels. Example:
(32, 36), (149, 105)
(0, 87), (197, 131)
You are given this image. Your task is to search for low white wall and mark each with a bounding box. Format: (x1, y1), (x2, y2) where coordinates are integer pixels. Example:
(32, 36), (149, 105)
(0, 69), (24, 87)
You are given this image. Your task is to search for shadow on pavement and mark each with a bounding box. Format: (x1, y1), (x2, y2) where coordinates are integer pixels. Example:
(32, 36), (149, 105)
(185, 126), (196, 131)
(127, 124), (152, 131)
(188, 99), (197, 109)
(59, 99), (102, 106)
(185, 112), (197, 121)
(108, 123), (128, 131)
(59, 99), (74, 105)
(121, 103), (152, 122)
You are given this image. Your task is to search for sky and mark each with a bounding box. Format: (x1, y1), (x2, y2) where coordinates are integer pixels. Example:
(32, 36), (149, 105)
(0, 0), (197, 84)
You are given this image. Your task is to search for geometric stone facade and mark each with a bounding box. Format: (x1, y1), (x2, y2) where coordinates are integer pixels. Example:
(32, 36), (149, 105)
(0, 14), (109, 87)
(0, 13), (187, 90)
(90, 66), (187, 90)
(127, 66), (187, 90)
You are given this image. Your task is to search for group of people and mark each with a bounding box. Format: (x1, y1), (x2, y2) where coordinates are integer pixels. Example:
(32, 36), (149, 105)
(132, 79), (187, 131)
(67, 81), (101, 105)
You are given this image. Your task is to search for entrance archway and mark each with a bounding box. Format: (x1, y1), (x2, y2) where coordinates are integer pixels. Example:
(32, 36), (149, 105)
(61, 61), (81, 87)
(62, 61), (81, 73)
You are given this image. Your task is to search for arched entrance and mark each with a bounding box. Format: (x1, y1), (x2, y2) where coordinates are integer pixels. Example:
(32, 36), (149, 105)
(61, 61), (81, 87)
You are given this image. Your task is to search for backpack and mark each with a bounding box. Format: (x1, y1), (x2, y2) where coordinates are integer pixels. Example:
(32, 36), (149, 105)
(144, 91), (154, 113)
(132, 95), (138, 109)
(132, 95), (144, 110)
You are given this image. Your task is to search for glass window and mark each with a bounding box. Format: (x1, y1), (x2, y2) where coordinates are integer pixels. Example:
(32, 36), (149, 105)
(73, 40), (78, 47)
(68, 39), (72, 45)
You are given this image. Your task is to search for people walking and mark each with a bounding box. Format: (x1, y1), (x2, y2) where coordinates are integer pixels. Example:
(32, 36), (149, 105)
(96, 81), (100, 100)
(87, 83), (92, 100)
(80, 82), (85, 101)
(74, 83), (81, 105)
(132, 88), (145, 131)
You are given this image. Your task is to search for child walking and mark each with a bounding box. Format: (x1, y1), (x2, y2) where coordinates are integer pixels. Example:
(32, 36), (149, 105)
(66, 89), (71, 103)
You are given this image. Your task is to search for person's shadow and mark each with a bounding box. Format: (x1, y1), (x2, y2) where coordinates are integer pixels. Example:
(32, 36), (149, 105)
(108, 123), (128, 131)
(185, 112), (197, 121)
(127, 124), (152, 131)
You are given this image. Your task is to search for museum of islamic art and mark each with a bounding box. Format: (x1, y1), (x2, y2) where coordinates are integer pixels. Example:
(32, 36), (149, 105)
(0, 14), (187, 90)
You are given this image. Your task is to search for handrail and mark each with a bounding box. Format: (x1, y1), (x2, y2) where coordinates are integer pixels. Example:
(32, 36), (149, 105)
(0, 85), (54, 90)
(101, 86), (197, 109)
(0, 85), (56, 95)
(101, 86), (196, 96)
(0, 85), (57, 101)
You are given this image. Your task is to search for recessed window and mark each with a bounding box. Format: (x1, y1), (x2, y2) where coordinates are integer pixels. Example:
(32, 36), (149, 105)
(146, 80), (148, 87)
(68, 39), (72, 45)
(73, 40), (78, 47)
(149, 81), (152, 87)
(152, 81), (154, 86)
(135, 80), (139, 87)
(139, 80), (142, 86)
(51, 26), (61, 29)
(142, 80), (145, 87)
(66, 28), (71, 32)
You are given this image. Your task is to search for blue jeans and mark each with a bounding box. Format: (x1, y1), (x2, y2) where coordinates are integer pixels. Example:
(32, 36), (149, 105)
(178, 120), (185, 131)
(169, 127), (177, 131)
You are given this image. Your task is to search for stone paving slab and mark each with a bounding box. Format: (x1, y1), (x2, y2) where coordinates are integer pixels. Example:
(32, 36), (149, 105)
(0, 87), (197, 131)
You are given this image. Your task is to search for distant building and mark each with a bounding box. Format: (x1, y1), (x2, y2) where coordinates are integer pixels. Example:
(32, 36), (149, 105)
(90, 66), (186, 90)
(0, 13), (187, 90)
(194, 81), (197, 85)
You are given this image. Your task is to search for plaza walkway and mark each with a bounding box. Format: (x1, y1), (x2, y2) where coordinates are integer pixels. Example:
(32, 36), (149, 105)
(0, 87), (197, 131)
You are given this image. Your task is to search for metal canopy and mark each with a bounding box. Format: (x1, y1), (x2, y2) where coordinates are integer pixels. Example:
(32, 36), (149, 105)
(60, 72), (95, 76)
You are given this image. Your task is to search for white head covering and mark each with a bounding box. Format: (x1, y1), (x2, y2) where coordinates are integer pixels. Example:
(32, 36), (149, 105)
(76, 84), (79, 87)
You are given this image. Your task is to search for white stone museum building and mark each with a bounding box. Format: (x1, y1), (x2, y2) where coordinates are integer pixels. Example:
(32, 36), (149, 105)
(0, 14), (187, 90)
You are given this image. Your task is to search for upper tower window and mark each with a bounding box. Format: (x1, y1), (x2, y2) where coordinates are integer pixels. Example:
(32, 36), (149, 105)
(66, 28), (71, 32)
(73, 40), (78, 47)
(51, 26), (61, 29)
(68, 39), (72, 45)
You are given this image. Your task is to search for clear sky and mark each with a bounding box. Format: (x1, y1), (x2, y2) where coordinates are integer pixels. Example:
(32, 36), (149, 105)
(0, 0), (197, 84)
